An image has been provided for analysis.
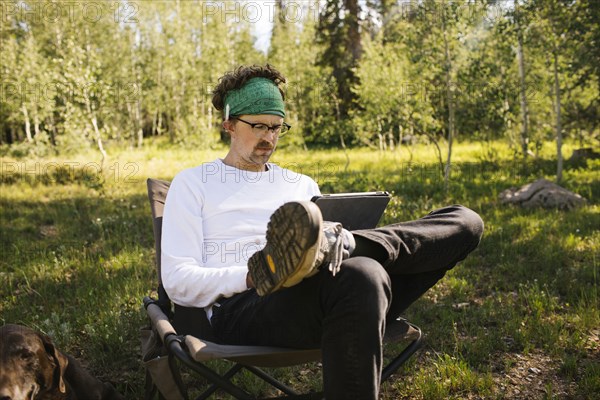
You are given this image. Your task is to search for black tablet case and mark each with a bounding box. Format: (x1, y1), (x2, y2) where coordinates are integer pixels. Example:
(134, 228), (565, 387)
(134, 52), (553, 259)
(311, 192), (391, 230)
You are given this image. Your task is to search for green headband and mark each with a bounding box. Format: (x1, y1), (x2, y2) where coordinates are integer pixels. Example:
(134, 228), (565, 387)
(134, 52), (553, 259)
(224, 77), (285, 119)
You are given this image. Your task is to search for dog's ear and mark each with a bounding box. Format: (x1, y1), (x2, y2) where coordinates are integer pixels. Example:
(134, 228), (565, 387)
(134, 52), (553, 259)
(39, 332), (68, 394)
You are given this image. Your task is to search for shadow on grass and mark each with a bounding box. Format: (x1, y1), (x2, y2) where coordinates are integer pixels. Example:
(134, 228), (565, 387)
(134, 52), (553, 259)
(0, 191), (157, 397)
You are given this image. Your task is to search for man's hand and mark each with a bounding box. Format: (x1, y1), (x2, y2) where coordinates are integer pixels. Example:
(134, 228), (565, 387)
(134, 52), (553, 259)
(246, 272), (255, 289)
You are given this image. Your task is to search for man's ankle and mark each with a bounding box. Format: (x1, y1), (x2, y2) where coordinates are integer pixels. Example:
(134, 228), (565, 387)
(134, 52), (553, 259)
(342, 228), (355, 258)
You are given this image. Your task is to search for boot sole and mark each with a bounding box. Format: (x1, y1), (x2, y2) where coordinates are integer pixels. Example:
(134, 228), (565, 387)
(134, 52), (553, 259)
(249, 201), (323, 296)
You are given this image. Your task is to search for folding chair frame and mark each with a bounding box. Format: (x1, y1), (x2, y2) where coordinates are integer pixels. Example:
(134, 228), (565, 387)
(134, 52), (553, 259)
(143, 178), (423, 400)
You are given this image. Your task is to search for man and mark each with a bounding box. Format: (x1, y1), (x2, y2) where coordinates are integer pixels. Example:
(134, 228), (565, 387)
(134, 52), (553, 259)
(161, 64), (484, 399)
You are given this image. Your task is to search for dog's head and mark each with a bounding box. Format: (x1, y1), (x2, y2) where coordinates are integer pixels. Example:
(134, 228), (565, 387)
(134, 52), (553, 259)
(0, 324), (68, 400)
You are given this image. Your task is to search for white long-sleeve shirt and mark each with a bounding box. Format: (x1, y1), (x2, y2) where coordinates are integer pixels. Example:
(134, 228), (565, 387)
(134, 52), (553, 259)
(161, 159), (321, 311)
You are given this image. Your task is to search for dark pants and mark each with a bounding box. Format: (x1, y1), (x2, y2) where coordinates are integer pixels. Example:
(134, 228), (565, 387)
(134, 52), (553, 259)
(209, 205), (484, 400)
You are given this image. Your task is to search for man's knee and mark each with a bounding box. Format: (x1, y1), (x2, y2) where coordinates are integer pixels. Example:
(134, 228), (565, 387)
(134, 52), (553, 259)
(448, 204), (483, 246)
(338, 257), (391, 303)
(453, 205), (484, 245)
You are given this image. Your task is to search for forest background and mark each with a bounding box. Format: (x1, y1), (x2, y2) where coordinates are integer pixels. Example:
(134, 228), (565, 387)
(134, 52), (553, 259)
(1, 0), (598, 169)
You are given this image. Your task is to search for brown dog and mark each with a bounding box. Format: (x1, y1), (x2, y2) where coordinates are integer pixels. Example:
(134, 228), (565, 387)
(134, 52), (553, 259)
(0, 324), (124, 400)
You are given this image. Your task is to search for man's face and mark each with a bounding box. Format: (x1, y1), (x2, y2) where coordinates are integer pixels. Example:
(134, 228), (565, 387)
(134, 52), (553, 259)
(225, 114), (283, 169)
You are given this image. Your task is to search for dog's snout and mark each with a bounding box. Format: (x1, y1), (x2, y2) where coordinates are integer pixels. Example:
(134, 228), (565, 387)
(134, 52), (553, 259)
(0, 396), (12, 400)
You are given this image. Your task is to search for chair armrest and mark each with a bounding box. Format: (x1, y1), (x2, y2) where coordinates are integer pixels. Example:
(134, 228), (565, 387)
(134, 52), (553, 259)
(145, 298), (177, 342)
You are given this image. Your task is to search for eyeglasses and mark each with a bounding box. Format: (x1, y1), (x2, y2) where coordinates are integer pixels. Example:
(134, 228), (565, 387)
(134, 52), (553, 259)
(233, 117), (291, 137)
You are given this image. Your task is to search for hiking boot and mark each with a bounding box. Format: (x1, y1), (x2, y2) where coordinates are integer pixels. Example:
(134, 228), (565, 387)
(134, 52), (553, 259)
(248, 201), (323, 296)
(249, 202), (358, 296)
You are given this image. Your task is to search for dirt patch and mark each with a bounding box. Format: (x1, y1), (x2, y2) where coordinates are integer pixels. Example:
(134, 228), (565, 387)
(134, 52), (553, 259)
(492, 350), (575, 399)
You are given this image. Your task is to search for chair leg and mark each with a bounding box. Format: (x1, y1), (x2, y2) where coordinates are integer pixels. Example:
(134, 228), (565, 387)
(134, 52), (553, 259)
(144, 369), (158, 400)
(194, 364), (323, 400)
(244, 365), (302, 396)
(381, 325), (423, 383)
(167, 335), (254, 399)
(169, 354), (190, 400)
(194, 364), (244, 400)
(178, 358), (255, 399)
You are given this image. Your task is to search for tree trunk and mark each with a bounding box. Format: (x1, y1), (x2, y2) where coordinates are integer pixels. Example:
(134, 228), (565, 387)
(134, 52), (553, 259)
(193, 95), (199, 135)
(377, 119), (384, 151)
(133, 47), (144, 147)
(405, 123), (414, 163)
(516, 4), (529, 160)
(334, 95), (350, 171)
(425, 131), (444, 177)
(136, 100), (143, 148)
(157, 112), (163, 136)
(553, 46), (563, 184)
(156, 57), (163, 136)
(33, 114), (40, 139)
(21, 104), (33, 142)
(48, 114), (57, 146)
(91, 115), (107, 170)
(152, 110), (157, 136)
(10, 125), (17, 144)
(345, 0), (362, 62)
(442, 6), (454, 191)
(86, 98), (107, 170)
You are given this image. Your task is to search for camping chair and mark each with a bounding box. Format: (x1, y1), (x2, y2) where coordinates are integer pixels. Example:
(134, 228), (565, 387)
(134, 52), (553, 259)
(142, 178), (423, 400)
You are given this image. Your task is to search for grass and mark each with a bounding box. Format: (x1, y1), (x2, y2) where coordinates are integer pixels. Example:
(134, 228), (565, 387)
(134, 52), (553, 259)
(0, 138), (598, 399)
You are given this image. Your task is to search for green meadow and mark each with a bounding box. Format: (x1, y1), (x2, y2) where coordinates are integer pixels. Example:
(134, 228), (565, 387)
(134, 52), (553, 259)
(1, 139), (598, 399)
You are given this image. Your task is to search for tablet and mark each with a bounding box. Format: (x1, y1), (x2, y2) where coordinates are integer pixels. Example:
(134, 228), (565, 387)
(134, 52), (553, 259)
(311, 191), (391, 230)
